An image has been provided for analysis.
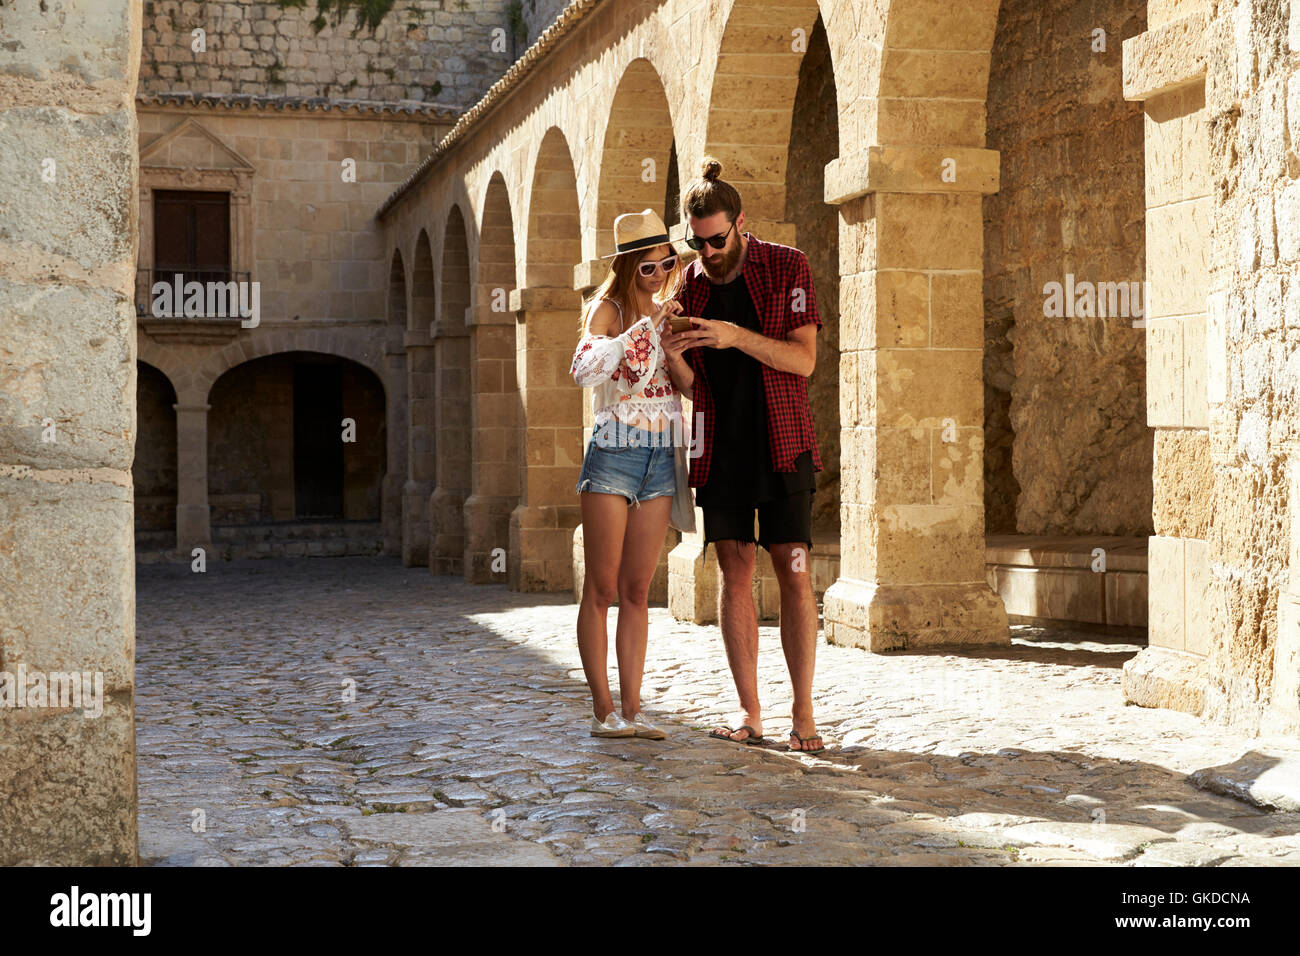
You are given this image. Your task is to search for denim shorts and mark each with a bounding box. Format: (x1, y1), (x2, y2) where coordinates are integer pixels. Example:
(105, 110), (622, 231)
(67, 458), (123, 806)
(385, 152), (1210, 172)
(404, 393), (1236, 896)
(575, 422), (677, 507)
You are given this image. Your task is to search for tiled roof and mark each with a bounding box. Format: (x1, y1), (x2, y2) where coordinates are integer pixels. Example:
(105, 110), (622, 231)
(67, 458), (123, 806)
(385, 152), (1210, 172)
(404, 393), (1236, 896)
(375, 0), (604, 220)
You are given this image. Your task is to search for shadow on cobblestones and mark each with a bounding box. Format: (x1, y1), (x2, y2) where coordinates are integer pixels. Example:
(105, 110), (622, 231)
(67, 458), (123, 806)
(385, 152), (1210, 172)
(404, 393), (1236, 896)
(135, 557), (1300, 866)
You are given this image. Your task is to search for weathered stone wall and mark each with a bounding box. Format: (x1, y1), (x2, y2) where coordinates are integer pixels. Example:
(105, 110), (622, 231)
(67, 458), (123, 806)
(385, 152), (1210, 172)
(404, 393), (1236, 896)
(0, 0), (141, 864)
(1202, 0), (1299, 733)
(1116, 0), (1300, 736)
(983, 0), (1151, 535)
(139, 0), (523, 108)
(138, 106), (447, 324)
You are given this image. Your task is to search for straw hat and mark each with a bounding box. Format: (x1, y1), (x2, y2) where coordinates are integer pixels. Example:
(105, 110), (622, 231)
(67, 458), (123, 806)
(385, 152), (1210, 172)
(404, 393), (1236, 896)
(601, 208), (672, 258)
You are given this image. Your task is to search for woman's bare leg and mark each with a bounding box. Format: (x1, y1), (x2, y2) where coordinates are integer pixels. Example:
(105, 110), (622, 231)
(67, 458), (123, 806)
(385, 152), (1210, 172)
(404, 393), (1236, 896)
(577, 491), (629, 720)
(614, 494), (672, 718)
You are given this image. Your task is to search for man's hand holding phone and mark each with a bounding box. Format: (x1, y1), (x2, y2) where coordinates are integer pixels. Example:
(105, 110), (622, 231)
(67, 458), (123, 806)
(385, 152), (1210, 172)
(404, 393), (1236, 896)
(660, 314), (705, 362)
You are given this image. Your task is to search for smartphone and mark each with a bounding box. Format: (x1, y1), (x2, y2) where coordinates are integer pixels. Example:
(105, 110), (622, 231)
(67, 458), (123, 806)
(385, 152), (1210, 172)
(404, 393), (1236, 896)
(669, 315), (700, 334)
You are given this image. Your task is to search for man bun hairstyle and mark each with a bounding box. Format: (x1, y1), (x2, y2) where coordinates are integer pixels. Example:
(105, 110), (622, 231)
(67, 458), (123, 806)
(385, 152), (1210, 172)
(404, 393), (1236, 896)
(682, 156), (742, 223)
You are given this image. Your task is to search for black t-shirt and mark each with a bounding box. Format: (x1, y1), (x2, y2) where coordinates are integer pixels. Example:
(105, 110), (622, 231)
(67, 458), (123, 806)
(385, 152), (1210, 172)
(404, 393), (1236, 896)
(694, 272), (814, 508)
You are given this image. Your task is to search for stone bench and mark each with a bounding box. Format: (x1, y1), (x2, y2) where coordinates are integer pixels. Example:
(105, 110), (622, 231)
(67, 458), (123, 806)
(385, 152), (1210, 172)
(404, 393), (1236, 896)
(984, 534), (1148, 628)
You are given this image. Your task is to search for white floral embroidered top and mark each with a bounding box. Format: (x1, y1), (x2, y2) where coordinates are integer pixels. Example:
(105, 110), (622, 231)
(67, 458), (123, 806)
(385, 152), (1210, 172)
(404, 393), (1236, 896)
(569, 297), (682, 428)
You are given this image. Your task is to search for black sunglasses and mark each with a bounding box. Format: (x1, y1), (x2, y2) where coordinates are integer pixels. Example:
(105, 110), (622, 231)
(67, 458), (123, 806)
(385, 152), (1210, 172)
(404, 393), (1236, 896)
(685, 219), (736, 251)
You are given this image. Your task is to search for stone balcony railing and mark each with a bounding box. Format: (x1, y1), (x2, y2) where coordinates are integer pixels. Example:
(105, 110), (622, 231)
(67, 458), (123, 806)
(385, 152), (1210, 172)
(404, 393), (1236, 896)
(135, 267), (254, 344)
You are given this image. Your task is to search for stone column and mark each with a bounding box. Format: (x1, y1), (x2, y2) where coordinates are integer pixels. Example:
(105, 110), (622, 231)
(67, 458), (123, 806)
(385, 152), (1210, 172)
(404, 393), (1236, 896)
(403, 326), (436, 566)
(429, 310), (471, 576)
(1118, 8), (1213, 713)
(508, 286), (584, 592)
(819, 146), (1008, 650)
(174, 402), (212, 554)
(464, 291), (521, 583)
(0, 0), (140, 864)
(382, 334), (407, 557)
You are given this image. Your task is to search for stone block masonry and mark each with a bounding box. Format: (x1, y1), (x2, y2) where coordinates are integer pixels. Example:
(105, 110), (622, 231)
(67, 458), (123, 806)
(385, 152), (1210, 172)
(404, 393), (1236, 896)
(138, 0), (541, 110)
(0, 0), (141, 865)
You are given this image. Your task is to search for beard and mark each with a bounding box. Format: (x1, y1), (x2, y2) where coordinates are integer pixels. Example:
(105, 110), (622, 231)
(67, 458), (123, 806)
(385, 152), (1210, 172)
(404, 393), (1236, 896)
(699, 236), (742, 280)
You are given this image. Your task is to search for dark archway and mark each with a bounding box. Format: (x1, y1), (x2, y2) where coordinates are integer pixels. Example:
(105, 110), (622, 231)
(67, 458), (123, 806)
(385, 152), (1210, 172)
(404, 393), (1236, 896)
(785, 12), (841, 543)
(134, 360), (177, 553)
(207, 351), (386, 557)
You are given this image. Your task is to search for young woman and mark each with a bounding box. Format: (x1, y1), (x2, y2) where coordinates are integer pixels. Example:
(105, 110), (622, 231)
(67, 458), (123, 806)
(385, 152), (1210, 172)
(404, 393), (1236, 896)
(569, 208), (689, 739)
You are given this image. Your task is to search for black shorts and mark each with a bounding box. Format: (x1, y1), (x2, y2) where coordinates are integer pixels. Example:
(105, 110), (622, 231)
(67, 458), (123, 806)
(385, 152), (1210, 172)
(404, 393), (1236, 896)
(701, 489), (814, 558)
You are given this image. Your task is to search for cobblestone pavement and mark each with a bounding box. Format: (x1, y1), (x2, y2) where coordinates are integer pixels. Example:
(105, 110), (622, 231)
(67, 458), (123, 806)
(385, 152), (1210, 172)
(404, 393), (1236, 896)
(136, 556), (1300, 866)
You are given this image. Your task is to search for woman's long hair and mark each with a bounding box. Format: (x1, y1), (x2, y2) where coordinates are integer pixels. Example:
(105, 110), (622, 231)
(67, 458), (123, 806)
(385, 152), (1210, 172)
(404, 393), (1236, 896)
(578, 243), (684, 336)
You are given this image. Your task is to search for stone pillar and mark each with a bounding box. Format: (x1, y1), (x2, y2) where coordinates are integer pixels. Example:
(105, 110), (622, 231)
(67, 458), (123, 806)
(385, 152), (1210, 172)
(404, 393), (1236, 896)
(429, 311), (471, 576)
(819, 147), (1008, 650)
(508, 286), (584, 592)
(382, 335), (407, 557)
(174, 402), (212, 553)
(0, 0), (140, 864)
(1119, 7), (1213, 713)
(403, 326), (436, 566)
(464, 291), (520, 583)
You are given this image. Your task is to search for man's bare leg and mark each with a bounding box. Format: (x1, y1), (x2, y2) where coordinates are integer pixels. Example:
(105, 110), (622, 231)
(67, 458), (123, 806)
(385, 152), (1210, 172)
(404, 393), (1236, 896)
(711, 539), (763, 741)
(769, 541), (820, 750)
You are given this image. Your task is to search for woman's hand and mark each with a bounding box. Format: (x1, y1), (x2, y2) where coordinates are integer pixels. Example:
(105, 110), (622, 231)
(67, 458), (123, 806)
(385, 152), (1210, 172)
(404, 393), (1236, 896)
(651, 298), (683, 335)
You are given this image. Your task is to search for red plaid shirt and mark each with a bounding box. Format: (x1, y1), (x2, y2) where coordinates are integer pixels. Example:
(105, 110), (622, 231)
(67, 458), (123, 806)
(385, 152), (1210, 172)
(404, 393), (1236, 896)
(674, 233), (823, 488)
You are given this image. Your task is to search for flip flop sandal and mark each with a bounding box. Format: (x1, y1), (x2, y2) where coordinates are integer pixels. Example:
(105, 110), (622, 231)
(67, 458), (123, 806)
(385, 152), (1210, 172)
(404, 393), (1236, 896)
(787, 730), (825, 755)
(708, 725), (765, 746)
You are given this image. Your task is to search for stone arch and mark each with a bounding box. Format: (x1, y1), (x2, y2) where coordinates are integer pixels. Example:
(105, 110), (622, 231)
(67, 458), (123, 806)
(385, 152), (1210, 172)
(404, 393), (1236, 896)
(387, 246), (408, 341)
(194, 330), (388, 406)
(429, 204), (473, 576)
(524, 127), (583, 289)
(703, 0), (834, 227)
(667, 2), (847, 624)
(477, 172), (519, 309)
(595, 58), (677, 256)
(403, 229), (438, 566)
(206, 351), (386, 535)
(134, 359), (178, 550)
(409, 229), (437, 335)
(463, 171), (522, 584)
(438, 205), (472, 336)
(134, 338), (185, 402)
(383, 247), (409, 556)
(785, 13), (841, 543)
